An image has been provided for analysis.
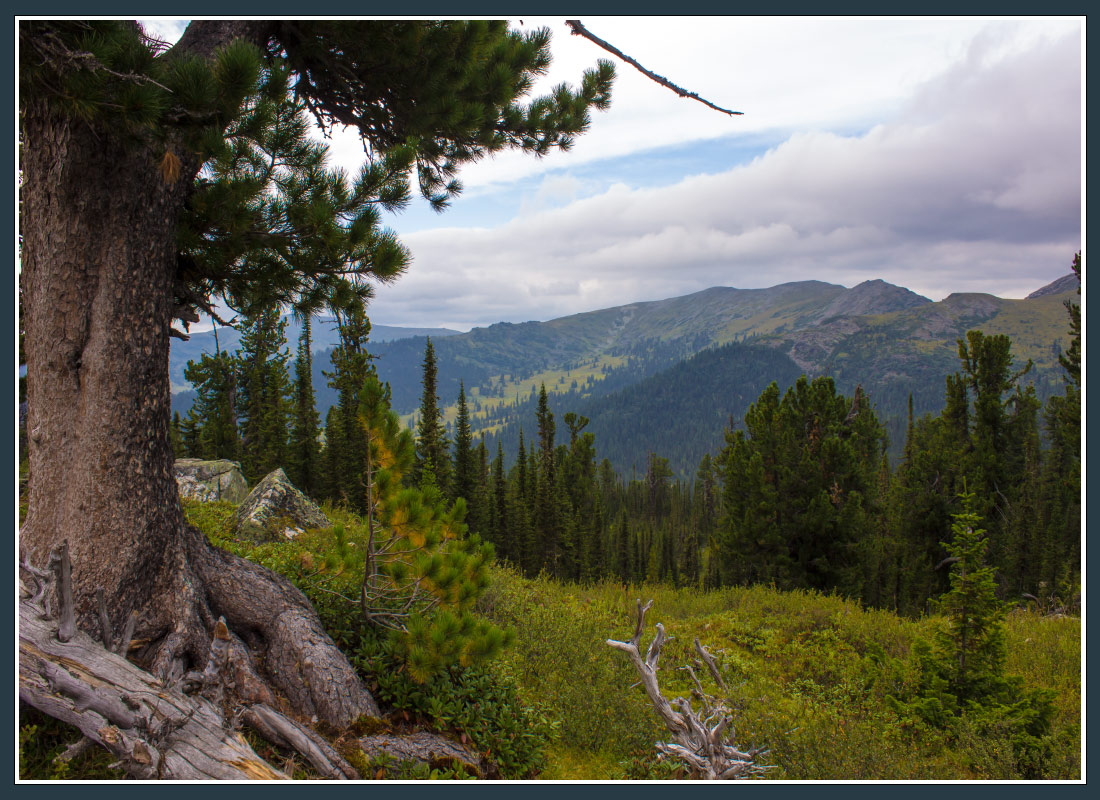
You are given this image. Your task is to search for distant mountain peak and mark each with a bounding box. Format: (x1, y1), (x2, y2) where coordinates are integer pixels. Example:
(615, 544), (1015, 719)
(1027, 273), (1078, 299)
(817, 279), (931, 322)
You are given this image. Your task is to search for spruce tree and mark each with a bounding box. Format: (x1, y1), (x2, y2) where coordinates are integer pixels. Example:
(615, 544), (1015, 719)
(287, 315), (322, 496)
(451, 381), (476, 506)
(236, 303), (292, 483)
(414, 337), (451, 491)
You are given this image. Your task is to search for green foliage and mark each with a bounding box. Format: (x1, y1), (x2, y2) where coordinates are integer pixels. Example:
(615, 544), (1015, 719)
(19, 705), (118, 780)
(350, 645), (551, 778)
(287, 316), (322, 496)
(180, 494), (1080, 780)
(414, 337), (451, 491)
(885, 490), (1058, 776)
(236, 302), (292, 482)
(182, 500), (545, 778)
(182, 348), (239, 461)
(717, 377), (886, 599)
(320, 296), (374, 509)
(477, 567), (1077, 780)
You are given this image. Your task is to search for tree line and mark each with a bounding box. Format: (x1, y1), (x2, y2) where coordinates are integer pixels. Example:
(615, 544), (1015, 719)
(175, 258), (1080, 616)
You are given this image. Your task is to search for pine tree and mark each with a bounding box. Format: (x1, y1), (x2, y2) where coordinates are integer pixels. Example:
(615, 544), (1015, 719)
(1038, 253), (1081, 597)
(178, 413), (201, 458)
(717, 377), (885, 597)
(322, 297), (374, 510)
(490, 441), (510, 561)
(356, 371), (509, 681)
(20, 18), (616, 735)
(287, 315), (321, 496)
(414, 337), (451, 491)
(512, 430), (535, 573)
(467, 436), (491, 536)
(183, 349), (240, 461)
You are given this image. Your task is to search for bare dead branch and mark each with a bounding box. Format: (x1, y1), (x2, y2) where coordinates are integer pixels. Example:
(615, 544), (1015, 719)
(565, 20), (743, 116)
(117, 610), (137, 661)
(48, 540), (76, 642)
(694, 638), (728, 693)
(607, 600), (771, 779)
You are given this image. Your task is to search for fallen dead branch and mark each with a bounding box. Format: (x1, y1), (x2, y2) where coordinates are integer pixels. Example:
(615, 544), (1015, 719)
(606, 599), (772, 779)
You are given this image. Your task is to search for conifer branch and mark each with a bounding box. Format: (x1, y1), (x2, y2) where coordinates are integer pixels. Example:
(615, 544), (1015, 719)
(565, 20), (743, 116)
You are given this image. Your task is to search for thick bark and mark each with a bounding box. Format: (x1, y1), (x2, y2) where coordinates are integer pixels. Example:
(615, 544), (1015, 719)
(19, 21), (375, 734)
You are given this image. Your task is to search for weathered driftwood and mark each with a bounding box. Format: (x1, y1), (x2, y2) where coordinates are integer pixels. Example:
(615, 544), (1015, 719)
(358, 731), (484, 777)
(20, 597), (283, 779)
(19, 548), (365, 780)
(239, 704), (358, 780)
(607, 599), (772, 780)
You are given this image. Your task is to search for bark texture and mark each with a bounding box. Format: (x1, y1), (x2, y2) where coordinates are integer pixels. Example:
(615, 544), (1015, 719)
(20, 20), (375, 734)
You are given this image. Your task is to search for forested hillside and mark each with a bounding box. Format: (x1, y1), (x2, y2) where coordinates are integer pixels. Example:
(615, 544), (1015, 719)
(147, 263), (1081, 778)
(21, 17), (1080, 784)
(482, 340), (805, 478)
(171, 276), (1076, 477)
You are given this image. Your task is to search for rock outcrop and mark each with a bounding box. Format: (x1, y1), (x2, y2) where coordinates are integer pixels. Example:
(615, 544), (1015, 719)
(233, 468), (330, 541)
(174, 459), (249, 504)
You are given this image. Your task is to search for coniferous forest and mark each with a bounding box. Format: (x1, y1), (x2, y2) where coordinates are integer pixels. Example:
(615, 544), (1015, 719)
(18, 20), (1079, 783)
(122, 256), (1081, 780)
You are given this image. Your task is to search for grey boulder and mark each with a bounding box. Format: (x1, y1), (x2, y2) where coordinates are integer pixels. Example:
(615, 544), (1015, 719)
(234, 468), (330, 541)
(174, 459), (249, 504)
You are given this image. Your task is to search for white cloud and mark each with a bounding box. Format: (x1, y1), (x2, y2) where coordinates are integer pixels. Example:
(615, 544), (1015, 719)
(367, 26), (1081, 330)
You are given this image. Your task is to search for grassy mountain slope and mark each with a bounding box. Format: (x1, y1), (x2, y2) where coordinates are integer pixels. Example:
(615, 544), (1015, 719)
(463, 278), (1075, 475)
(169, 275), (1077, 474)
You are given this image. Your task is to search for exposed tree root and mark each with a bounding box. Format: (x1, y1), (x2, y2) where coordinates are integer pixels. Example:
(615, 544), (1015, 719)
(19, 543), (366, 780)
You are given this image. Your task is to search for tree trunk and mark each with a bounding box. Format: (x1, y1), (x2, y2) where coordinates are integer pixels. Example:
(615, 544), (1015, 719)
(19, 21), (377, 735)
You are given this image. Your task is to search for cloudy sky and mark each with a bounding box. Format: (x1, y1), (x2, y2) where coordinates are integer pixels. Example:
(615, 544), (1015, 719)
(142, 17), (1083, 332)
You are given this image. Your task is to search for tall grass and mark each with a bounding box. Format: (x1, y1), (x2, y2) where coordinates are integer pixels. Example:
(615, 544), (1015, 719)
(478, 566), (1081, 780)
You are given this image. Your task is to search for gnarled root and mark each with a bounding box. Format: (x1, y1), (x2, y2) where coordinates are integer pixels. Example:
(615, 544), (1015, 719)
(19, 541), (367, 780)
